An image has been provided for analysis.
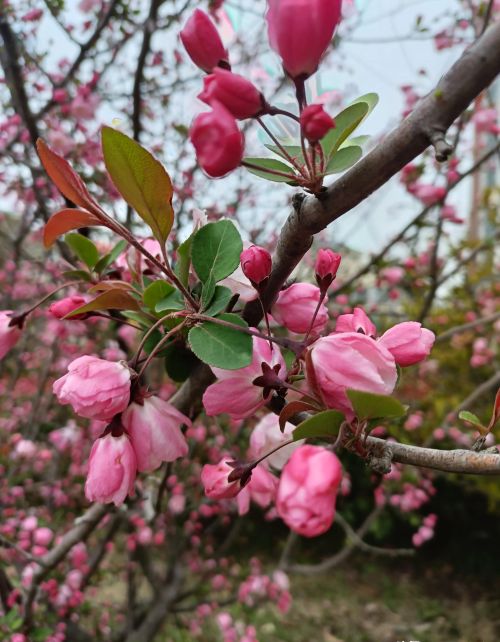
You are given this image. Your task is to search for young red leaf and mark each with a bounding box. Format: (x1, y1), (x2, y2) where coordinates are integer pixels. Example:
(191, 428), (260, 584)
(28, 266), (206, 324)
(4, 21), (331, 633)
(488, 388), (500, 431)
(64, 289), (141, 318)
(101, 127), (174, 245)
(43, 209), (102, 248)
(279, 400), (319, 433)
(36, 139), (100, 212)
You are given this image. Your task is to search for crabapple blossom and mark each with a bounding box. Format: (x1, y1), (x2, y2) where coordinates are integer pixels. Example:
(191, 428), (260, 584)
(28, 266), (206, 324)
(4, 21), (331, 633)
(249, 413), (302, 470)
(266, 0), (342, 79)
(201, 458), (242, 500)
(85, 433), (137, 506)
(276, 445), (342, 537)
(180, 9), (228, 72)
(53, 356), (131, 421)
(271, 283), (328, 334)
(300, 104), (335, 142)
(240, 245), (272, 285)
(335, 306), (376, 337)
(315, 248), (341, 283)
(203, 337), (285, 420)
(121, 395), (190, 472)
(0, 310), (21, 359)
(306, 332), (397, 418)
(48, 295), (87, 319)
(198, 68), (263, 120)
(378, 322), (435, 367)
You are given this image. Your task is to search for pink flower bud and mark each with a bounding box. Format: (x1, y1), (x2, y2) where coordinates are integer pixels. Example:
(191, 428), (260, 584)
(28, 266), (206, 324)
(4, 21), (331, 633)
(315, 248), (341, 287)
(300, 104), (335, 142)
(276, 445), (342, 537)
(201, 458), (242, 500)
(267, 0), (342, 79)
(306, 333), (397, 419)
(121, 395), (190, 472)
(335, 307), (376, 338)
(378, 322), (435, 367)
(53, 356), (131, 421)
(0, 310), (21, 360)
(190, 102), (244, 177)
(240, 245), (272, 285)
(198, 68), (263, 120)
(33, 527), (53, 547)
(48, 295), (86, 320)
(271, 283), (328, 334)
(180, 9), (228, 72)
(85, 434), (137, 506)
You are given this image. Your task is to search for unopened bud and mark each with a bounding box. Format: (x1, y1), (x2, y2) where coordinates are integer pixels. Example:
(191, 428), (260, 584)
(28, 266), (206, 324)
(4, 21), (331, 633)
(240, 245), (272, 287)
(315, 248), (341, 290)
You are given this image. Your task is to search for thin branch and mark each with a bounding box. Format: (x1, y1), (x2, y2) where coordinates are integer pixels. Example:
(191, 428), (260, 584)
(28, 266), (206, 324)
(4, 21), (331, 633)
(436, 312), (500, 342)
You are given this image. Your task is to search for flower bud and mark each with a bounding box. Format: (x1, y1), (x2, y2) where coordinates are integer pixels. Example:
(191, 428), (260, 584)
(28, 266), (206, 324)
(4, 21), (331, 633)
(48, 295), (87, 320)
(267, 0), (342, 79)
(85, 433), (137, 506)
(240, 245), (272, 286)
(315, 248), (341, 289)
(190, 102), (244, 177)
(198, 68), (264, 120)
(201, 458), (242, 499)
(180, 9), (228, 72)
(378, 322), (435, 367)
(300, 104), (335, 142)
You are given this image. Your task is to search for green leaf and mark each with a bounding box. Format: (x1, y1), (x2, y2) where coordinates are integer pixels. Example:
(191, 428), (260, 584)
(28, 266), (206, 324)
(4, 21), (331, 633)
(94, 239), (127, 274)
(204, 285), (233, 316)
(101, 126), (174, 244)
(350, 92), (379, 117)
(155, 289), (186, 313)
(321, 102), (368, 161)
(324, 145), (363, 175)
(121, 311), (150, 328)
(339, 135), (370, 150)
(201, 276), (216, 309)
(188, 313), (252, 370)
(64, 232), (99, 269)
(164, 341), (201, 382)
(62, 269), (93, 282)
(346, 389), (407, 419)
(264, 144), (304, 163)
(143, 280), (175, 311)
(459, 410), (485, 430)
(243, 157), (296, 183)
(175, 233), (194, 287)
(191, 220), (242, 284)
(292, 410), (345, 441)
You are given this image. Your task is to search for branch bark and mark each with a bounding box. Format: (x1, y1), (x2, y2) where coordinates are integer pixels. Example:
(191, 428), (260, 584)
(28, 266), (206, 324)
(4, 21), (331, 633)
(244, 21), (500, 323)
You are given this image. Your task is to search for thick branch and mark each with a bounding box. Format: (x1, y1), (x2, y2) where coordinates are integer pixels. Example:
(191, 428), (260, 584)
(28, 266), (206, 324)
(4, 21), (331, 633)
(244, 21), (500, 323)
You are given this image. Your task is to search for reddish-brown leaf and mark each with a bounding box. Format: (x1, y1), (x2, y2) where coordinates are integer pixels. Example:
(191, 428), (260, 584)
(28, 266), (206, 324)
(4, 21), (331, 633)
(89, 281), (135, 293)
(65, 289), (141, 318)
(279, 400), (318, 432)
(488, 388), (500, 431)
(37, 139), (99, 212)
(43, 209), (102, 248)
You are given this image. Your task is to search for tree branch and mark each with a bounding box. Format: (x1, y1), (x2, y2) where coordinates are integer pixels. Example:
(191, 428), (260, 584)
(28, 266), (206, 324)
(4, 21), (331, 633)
(244, 21), (500, 323)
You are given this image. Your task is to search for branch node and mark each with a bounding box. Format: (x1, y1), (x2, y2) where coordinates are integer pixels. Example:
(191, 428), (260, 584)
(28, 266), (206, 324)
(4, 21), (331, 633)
(429, 130), (454, 162)
(366, 441), (393, 474)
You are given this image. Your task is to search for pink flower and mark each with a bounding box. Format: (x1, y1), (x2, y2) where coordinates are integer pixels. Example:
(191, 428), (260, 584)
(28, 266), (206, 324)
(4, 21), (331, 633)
(378, 322), (435, 367)
(180, 9), (228, 72)
(53, 356), (131, 421)
(201, 458), (242, 499)
(0, 311), (21, 359)
(249, 413), (302, 470)
(121, 396), (190, 472)
(306, 333), (397, 419)
(237, 465), (279, 515)
(276, 445), (342, 537)
(266, 0), (342, 78)
(272, 283), (328, 334)
(300, 104), (335, 142)
(472, 107), (499, 135)
(48, 295), (87, 320)
(335, 307), (376, 337)
(411, 183), (446, 206)
(315, 248), (341, 289)
(190, 102), (244, 177)
(240, 245), (272, 285)
(380, 266), (405, 285)
(203, 337), (285, 420)
(199, 68), (263, 120)
(85, 434), (137, 506)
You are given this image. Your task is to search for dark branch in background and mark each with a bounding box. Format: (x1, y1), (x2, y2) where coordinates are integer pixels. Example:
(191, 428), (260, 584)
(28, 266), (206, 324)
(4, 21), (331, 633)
(436, 311), (500, 342)
(243, 21), (500, 324)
